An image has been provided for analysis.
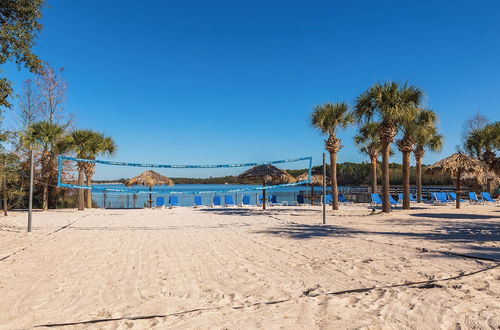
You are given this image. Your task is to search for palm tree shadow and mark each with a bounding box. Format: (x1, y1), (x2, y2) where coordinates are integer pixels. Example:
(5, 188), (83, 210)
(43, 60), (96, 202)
(253, 223), (362, 239)
(410, 213), (497, 220)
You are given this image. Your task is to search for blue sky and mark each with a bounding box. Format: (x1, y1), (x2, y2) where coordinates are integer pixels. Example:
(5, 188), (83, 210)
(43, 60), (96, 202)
(4, 0), (500, 167)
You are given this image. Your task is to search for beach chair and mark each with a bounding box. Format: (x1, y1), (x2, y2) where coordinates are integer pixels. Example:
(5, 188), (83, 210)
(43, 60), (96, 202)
(212, 195), (221, 207)
(397, 193), (417, 203)
(155, 196), (165, 209)
(371, 193), (397, 206)
(224, 195), (235, 207)
(448, 192), (465, 203)
(338, 193), (352, 204)
(468, 192), (484, 205)
(194, 196), (203, 208)
(325, 194), (333, 205)
(480, 192), (497, 203)
(389, 195), (400, 205)
(433, 192), (451, 205)
(294, 194), (305, 206)
(371, 193), (382, 205)
(269, 195), (282, 206)
(241, 195), (251, 206)
(169, 196), (179, 207)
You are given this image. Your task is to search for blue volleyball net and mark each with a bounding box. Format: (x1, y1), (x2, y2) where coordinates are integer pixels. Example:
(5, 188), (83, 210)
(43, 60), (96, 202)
(57, 156), (312, 207)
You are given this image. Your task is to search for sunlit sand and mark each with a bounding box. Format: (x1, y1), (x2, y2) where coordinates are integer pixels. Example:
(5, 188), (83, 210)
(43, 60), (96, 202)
(1, 204), (499, 329)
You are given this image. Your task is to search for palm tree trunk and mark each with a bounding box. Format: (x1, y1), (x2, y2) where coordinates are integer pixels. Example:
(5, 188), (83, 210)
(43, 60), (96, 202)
(402, 151), (411, 210)
(381, 141), (391, 213)
(85, 175), (92, 208)
(370, 156), (377, 193)
(78, 169), (84, 211)
(415, 155), (422, 203)
(42, 184), (49, 211)
(330, 152), (339, 210)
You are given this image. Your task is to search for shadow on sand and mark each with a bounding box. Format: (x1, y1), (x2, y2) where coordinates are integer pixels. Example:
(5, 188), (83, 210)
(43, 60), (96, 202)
(409, 213), (498, 220)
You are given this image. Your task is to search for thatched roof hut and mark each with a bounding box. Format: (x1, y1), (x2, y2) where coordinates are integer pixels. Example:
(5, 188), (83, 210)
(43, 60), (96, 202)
(126, 170), (174, 208)
(237, 165), (295, 185)
(425, 153), (497, 185)
(296, 172), (330, 185)
(126, 170), (174, 187)
(237, 165), (295, 209)
(425, 153), (499, 208)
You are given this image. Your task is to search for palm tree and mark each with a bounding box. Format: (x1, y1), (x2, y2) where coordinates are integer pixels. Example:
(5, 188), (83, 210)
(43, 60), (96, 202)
(465, 121), (499, 193)
(354, 82), (422, 212)
(69, 130), (116, 210)
(354, 122), (382, 194)
(413, 116), (443, 203)
(311, 102), (353, 210)
(21, 121), (72, 211)
(397, 108), (440, 209)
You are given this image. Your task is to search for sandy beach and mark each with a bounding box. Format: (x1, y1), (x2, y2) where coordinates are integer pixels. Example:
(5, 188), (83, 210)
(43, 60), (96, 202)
(0, 204), (499, 329)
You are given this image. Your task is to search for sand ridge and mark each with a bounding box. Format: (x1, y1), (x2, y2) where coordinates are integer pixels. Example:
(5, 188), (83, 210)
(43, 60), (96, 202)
(0, 204), (499, 329)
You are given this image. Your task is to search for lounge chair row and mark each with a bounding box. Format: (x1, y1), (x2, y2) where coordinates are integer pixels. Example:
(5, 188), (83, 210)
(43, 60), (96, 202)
(431, 192), (497, 205)
(154, 194), (289, 208)
(153, 193), (356, 208)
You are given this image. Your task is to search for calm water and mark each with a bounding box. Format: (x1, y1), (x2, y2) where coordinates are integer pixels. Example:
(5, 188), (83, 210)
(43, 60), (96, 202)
(92, 184), (325, 208)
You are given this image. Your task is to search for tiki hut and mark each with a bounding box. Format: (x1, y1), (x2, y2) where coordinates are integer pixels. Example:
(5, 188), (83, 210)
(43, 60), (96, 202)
(425, 153), (498, 208)
(296, 172), (330, 205)
(237, 165), (295, 209)
(126, 170), (174, 208)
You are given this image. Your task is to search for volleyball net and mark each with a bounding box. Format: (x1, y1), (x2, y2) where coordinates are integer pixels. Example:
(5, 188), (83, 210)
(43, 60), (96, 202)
(57, 155), (312, 196)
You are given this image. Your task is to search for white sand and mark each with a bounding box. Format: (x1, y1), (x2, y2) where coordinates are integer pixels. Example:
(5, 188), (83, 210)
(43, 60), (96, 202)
(0, 203), (499, 329)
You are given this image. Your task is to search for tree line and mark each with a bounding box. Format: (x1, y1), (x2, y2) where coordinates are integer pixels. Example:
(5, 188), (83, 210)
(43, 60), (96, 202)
(0, 1), (116, 213)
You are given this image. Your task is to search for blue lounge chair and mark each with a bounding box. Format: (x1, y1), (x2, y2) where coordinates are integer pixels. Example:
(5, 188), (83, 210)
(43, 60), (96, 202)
(295, 194), (305, 206)
(224, 195), (235, 206)
(169, 196), (179, 207)
(389, 195), (400, 205)
(480, 192), (497, 203)
(433, 192), (451, 205)
(397, 193), (417, 203)
(242, 195), (251, 206)
(469, 192), (485, 204)
(194, 196), (203, 207)
(155, 196), (165, 208)
(325, 194), (333, 205)
(212, 195), (221, 207)
(371, 193), (382, 205)
(448, 192), (465, 202)
(371, 193), (398, 206)
(338, 193), (352, 204)
(269, 194), (282, 206)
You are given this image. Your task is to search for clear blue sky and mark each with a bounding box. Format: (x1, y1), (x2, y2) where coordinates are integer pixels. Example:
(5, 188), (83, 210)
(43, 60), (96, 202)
(4, 0), (500, 167)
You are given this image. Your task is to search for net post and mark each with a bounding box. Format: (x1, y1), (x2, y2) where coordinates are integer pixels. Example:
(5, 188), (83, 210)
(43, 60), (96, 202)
(322, 153), (326, 224)
(28, 148), (34, 232)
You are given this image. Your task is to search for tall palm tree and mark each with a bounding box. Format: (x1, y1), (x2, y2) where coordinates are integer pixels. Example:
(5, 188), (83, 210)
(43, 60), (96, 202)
(69, 130), (116, 210)
(413, 117), (443, 203)
(354, 122), (382, 194)
(465, 121), (499, 193)
(21, 121), (72, 210)
(354, 82), (422, 212)
(311, 102), (353, 210)
(397, 108), (440, 209)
